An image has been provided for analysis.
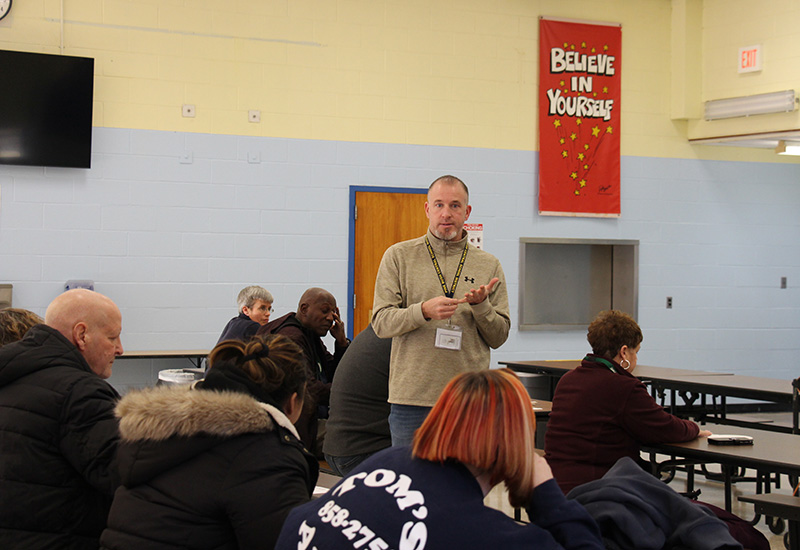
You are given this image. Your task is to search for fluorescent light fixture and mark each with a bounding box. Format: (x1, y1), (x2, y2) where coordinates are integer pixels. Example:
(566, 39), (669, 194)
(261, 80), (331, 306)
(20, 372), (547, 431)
(704, 90), (797, 120)
(775, 140), (800, 155)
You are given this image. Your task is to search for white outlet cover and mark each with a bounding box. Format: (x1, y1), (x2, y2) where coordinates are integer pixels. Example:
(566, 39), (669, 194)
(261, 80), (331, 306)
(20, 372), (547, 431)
(182, 104), (196, 118)
(248, 110), (261, 123)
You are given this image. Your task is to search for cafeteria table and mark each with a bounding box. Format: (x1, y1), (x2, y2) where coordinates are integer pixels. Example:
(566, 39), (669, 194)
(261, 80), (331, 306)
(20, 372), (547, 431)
(643, 422), (800, 512)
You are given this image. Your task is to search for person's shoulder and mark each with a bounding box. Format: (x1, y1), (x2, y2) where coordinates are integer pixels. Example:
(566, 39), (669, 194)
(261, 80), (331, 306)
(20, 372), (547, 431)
(386, 234), (426, 253)
(231, 424), (316, 478)
(468, 244), (502, 263)
(62, 368), (120, 401)
(561, 364), (630, 391)
(352, 445), (412, 473)
(18, 345), (109, 393)
(260, 312), (300, 335)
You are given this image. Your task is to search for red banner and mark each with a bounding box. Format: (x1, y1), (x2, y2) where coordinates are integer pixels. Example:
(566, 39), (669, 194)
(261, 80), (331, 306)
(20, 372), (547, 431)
(538, 18), (621, 217)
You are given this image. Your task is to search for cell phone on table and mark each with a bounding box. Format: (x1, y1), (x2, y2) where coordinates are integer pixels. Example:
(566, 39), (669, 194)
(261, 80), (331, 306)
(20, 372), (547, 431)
(707, 434), (754, 446)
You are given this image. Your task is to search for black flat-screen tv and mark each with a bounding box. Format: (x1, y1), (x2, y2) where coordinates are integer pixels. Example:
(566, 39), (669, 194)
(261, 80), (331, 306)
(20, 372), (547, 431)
(0, 50), (94, 169)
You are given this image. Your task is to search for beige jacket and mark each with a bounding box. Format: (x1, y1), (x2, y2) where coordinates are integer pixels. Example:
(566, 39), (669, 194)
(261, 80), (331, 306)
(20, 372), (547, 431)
(372, 229), (510, 406)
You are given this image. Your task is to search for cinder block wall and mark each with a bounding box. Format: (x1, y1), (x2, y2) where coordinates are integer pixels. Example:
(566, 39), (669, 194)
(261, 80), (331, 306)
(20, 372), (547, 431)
(0, 1), (799, 393)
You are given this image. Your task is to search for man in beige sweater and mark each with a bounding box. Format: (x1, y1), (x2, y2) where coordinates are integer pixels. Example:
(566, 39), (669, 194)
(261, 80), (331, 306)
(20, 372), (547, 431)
(372, 175), (511, 446)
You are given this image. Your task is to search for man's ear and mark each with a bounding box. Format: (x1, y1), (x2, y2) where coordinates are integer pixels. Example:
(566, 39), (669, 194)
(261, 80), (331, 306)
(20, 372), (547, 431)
(72, 322), (88, 351)
(298, 302), (309, 315)
(465, 204), (472, 221)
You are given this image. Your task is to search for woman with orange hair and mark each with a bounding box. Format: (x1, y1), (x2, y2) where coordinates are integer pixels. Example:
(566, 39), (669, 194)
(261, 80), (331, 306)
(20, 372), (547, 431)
(276, 368), (603, 550)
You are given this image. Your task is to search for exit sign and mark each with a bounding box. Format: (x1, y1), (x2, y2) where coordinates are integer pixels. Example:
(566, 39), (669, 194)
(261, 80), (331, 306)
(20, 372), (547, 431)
(738, 44), (762, 73)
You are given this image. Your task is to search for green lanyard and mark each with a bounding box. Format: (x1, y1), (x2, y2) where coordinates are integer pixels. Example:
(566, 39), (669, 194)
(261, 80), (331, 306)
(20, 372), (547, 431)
(584, 355), (618, 374)
(425, 236), (469, 298)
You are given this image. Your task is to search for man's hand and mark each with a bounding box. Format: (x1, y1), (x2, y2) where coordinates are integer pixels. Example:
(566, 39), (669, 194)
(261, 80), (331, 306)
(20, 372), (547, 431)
(462, 277), (499, 305)
(330, 308), (348, 346)
(421, 296), (466, 321)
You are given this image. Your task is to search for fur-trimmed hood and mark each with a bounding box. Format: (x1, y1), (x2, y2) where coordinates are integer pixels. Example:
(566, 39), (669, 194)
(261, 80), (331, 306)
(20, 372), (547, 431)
(116, 384), (300, 442)
(114, 385), (305, 488)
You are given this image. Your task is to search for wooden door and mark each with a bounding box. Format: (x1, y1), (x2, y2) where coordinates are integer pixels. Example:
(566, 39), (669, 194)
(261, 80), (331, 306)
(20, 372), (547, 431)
(352, 190), (429, 337)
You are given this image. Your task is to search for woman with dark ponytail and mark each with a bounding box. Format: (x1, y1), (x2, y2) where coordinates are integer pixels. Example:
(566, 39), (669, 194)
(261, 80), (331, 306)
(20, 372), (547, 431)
(101, 335), (318, 550)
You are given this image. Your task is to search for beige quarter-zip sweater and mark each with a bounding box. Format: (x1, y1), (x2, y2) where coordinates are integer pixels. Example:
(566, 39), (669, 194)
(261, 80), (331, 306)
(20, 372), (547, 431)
(372, 229), (510, 406)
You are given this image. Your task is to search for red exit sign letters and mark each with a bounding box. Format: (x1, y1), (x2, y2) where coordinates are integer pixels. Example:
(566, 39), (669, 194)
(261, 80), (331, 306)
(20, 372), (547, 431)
(738, 44), (762, 73)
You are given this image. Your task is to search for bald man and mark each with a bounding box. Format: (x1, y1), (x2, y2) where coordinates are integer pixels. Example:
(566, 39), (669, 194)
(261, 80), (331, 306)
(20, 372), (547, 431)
(258, 287), (349, 456)
(0, 289), (123, 549)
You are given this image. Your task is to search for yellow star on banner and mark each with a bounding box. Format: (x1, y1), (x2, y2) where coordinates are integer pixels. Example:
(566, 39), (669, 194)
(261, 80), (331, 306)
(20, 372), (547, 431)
(606, 126), (614, 134)
(562, 150), (568, 158)
(592, 126), (601, 137)
(603, 86), (609, 94)
(591, 47), (596, 53)
(584, 144), (590, 150)
(574, 190), (581, 195)
(603, 45), (608, 51)
(581, 41), (587, 48)
(579, 179), (587, 187)
(560, 80), (566, 87)
(570, 133), (577, 141)
(577, 152), (585, 161)
(570, 44), (576, 50)
(554, 119), (562, 128)
(584, 164), (589, 170)
(576, 118), (582, 125)
(563, 42), (569, 48)
(559, 138), (566, 144)
(570, 172), (578, 179)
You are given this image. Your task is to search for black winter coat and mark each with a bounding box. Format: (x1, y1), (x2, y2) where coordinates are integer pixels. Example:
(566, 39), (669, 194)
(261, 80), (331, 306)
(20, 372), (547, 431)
(0, 324), (121, 550)
(100, 382), (319, 550)
(258, 312), (346, 454)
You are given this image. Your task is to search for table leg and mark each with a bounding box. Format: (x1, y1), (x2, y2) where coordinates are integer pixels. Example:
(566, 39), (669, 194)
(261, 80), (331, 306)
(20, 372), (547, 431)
(789, 519), (799, 550)
(723, 465), (733, 512)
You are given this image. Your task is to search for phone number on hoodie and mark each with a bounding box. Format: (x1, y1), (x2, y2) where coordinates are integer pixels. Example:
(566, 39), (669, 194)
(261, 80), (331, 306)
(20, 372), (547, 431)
(297, 499), (406, 550)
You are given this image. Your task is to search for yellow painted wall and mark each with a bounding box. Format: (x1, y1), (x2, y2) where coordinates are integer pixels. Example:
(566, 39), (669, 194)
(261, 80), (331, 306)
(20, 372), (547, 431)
(0, 0), (798, 163)
(688, 0), (800, 152)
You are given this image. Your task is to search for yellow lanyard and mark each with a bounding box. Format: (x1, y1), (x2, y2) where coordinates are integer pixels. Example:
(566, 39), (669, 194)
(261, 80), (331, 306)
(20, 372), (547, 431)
(425, 236), (469, 298)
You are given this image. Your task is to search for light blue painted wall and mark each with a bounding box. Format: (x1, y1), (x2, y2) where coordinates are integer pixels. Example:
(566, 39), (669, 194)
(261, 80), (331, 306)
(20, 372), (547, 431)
(1, 127), (799, 392)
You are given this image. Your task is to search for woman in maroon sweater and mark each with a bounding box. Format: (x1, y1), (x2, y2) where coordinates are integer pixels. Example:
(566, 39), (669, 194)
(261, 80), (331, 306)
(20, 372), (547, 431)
(544, 310), (711, 494)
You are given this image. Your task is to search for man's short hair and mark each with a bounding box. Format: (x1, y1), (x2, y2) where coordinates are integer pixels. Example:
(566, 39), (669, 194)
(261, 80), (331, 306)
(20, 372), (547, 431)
(428, 175), (469, 201)
(237, 286), (274, 313)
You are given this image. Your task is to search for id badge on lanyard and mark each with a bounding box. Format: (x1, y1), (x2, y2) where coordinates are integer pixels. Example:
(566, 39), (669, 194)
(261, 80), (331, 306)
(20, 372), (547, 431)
(426, 236), (468, 352)
(435, 324), (463, 350)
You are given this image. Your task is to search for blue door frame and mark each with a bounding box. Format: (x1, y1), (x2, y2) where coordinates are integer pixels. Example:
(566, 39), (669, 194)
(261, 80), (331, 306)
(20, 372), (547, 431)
(346, 185), (427, 339)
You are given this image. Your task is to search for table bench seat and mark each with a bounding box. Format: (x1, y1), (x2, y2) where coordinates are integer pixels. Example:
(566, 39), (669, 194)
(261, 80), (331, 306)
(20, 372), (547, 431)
(739, 493), (800, 550)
